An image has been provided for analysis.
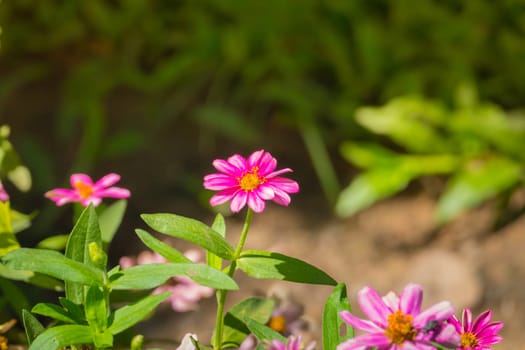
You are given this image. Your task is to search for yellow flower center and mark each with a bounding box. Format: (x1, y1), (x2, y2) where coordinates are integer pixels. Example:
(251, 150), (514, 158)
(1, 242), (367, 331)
(268, 315), (287, 333)
(239, 167), (264, 191)
(385, 310), (417, 345)
(461, 332), (479, 348)
(74, 181), (94, 199)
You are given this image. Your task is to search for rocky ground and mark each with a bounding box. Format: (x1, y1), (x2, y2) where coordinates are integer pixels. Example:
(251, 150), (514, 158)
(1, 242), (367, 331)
(135, 191), (524, 349)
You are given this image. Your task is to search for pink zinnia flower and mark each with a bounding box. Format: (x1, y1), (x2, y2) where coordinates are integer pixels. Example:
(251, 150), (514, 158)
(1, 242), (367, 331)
(0, 181), (8, 202)
(45, 173), (130, 207)
(203, 149), (299, 213)
(338, 284), (457, 350)
(267, 335), (316, 350)
(448, 308), (503, 349)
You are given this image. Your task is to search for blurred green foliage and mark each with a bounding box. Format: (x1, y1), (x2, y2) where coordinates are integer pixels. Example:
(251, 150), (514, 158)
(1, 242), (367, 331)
(1, 0), (524, 217)
(336, 85), (525, 224)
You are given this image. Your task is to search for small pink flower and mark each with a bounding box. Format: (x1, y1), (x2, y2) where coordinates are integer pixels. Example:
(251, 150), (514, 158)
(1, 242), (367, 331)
(267, 335), (316, 350)
(448, 308), (503, 349)
(0, 182), (9, 202)
(45, 173), (130, 207)
(338, 284), (457, 350)
(203, 149), (299, 213)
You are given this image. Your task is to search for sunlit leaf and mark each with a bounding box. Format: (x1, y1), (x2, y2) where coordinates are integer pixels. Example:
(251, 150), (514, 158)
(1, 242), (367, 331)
(29, 325), (93, 350)
(323, 283), (353, 350)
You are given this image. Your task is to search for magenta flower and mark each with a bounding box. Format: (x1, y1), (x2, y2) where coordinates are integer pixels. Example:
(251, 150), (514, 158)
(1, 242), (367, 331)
(448, 308), (503, 349)
(338, 284), (458, 350)
(119, 249), (214, 312)
(203, 149), (299, 213)
(0, 181), (8, 202)
(267, 335), (316, 350)
(45, 173), (130, 207)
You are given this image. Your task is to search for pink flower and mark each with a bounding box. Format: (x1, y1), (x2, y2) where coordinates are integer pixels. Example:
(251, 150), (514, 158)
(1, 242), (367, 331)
(203, 149), (299, 213)
(45, 173), (130, 207)
(0, 182), (8, 202)
(119, 249), (214, 312)
(338, 284), (457, 350)
(267, 335), (316, 350)
(448, 308), (503, 349)
(176, 333), (198, 350)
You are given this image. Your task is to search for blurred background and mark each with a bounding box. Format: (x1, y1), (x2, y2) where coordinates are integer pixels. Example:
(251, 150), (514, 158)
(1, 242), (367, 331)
(1, 1), (525, 348)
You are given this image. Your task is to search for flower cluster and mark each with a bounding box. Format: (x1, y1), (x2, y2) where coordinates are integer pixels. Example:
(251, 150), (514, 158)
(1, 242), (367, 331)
(337, 284), (503, 350)
(119, 249), (214, 312)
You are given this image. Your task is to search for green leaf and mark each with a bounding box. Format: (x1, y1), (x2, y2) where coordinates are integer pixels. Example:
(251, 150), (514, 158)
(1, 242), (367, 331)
(32, 303), (78, 324)
(85, 285), (108, 332)
(238, 250), (336, 285)
(0, 278), (30, 319)
(2, 248), (104, 286)
(135, 229), (191, 263)
(59, 297), (85, 324)
(10, 208), (34, 233)
(65, 205), (104, 303)
(335, 169), (414, 217)
(141, 213), (235, 261)
(22, 310), (45, 345)
(322, 283), (353, 350)
(221, 297), (275, 349)
(110, 263), (238, 290)
(108, 292), (171, 335)
(245, 319), (286, 343)
(436, 156), (522, 223)
(98, 199), (127, 245)
(207, 213), (226, 270)
(29, 325), (93, 350)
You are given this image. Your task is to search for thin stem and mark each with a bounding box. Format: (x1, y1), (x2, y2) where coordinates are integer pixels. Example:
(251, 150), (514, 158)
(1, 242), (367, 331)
(213, 208), (254, 350)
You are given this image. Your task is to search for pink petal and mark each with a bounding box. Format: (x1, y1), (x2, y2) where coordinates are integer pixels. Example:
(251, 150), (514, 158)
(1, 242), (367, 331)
(209, 188), (237, 206)
(81, 196), (102, 207)
(399, 283), (422, 315)
(247, 192), (266, 213)
(478, 334), (503, 345)
(462, 308), (473, 332)
(414, 301), (455, 328)
(255, 185), (275, 200)
(213, 159), (242, 176)
(382, 291), (399, 312)
(203, 174), (237, 190)
(336, 338), (368, 350)
(346, 333), (391, 347)
(70, 174), (93, 187)
(471, 310), (492, 333)
(230, 191), (248, 212)
(94, 173), (121, 189)
(272, 189), (291, 206)
(267, 177), (299, 193)
(478, 322), (504, 338)
(227, 154), (247, 171)
(357, 286), (390, 327)
(256, 152), (277, 175)
(95, 187), (131, 199)
(247, 149), (266, 168)
(339, 311), (384, 333)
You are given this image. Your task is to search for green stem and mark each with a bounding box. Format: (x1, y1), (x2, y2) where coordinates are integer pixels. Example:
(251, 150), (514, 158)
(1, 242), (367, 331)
(213, 208), (254, 350)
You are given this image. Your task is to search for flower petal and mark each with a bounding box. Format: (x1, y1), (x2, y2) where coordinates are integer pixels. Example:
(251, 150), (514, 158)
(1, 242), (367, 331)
(382, 291), (399, 312)
(357, 286), (390, 327)
(213, 159), (242, 176)
(247, 192), (266, 213)
(462, 308), (473, 332)
(339, 311), (384, 333)
(209, 188), (238, 206)
(272, 189), (291, 206)
(230, 191), (248, 212)
(256, 151), (277, 175)
(247, 149), (265, 168)
(414, 301), (455, 328)
(70, 174), (93, 187)
(94, 173), (121, 189)
(255, 185), (275, 200)
(203, 174), (237, 190)
(399, 283), (423, 315)
(471, 310), (492, 333)
(267, 177), (299, 193)
(227, 154), (247, 171)
(95, 187), (131, 199)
